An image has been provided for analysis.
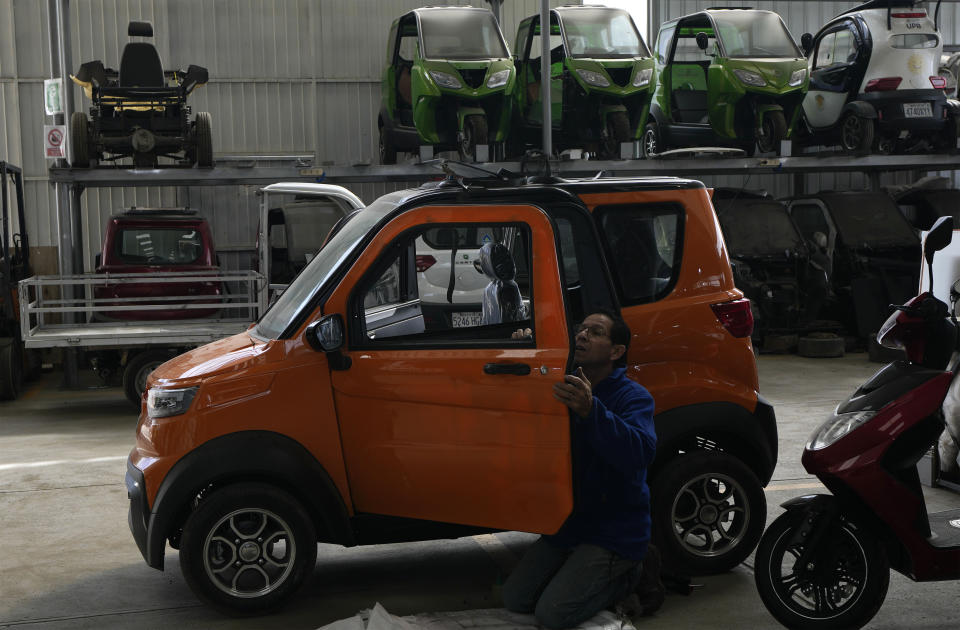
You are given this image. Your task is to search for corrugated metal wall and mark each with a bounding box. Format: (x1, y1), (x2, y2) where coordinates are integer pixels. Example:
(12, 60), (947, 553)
(0, 0), (570, 272)
(648, 0), (960, 194)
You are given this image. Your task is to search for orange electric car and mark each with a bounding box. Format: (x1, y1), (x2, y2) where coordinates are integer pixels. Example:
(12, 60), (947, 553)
(126, 175), (776, 612)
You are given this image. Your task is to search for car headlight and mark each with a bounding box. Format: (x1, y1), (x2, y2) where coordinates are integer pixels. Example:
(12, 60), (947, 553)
(789, 68), (807, 87)
(733, 68), (767, 87)
(633, 68), (653, 88)
(147, 386), (198, 419)
(807, 409), (877, 450)
(576, 68), (610, 88)
(486, 69), (510, 89)
(430, 71), (462, 90)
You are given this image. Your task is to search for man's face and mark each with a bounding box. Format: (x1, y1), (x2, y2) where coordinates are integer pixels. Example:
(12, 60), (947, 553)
(573, 313), (625, 367)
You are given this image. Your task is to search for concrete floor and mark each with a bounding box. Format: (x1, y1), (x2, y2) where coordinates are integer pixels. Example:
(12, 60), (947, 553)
(1, 353), (959, 629)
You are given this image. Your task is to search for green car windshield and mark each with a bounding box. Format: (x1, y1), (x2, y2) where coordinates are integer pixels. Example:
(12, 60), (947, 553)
(713, 12), (802, 59)
(561, 8), (650, 58)
(419, 11), (508, 60)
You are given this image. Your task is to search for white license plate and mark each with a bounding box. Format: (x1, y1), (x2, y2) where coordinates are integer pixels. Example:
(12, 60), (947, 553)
(452, 312), (482, 328)
(903, 103), (932, 118)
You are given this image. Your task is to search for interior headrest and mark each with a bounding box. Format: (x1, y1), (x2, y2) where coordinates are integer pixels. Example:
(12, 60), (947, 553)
(479, 242), (515, 282)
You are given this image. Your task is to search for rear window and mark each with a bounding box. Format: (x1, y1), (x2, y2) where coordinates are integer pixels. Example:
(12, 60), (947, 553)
(115, 227), (203, 265)
(889, 33), (938, 49)
(596, 204), (684, 305)
(421, 226), (498, 249)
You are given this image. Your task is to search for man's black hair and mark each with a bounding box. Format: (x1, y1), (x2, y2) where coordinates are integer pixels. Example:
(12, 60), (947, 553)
(590, 307), (631, 367)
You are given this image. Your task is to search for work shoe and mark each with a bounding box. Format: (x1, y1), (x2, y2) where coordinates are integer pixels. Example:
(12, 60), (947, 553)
(633, 544), (665, 616)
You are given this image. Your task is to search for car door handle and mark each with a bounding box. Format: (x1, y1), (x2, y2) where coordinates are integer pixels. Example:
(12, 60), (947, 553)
(483, 362), (531, 376)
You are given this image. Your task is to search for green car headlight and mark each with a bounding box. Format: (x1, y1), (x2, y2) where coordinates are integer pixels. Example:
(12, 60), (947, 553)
(733, 68), (766, 87)
(486, 69), (511, 89)
(807, 409), (877, 451)
(633, 68), (653, 88)
(789, 68), (807, 87)
(575, 68), (610, 88)
(430, 70), (462, 90)
(147, 386), (198, 419)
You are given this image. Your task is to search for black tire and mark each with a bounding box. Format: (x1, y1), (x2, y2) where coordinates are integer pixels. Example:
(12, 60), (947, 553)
(0, 339), (23, 401)
(122, 350), (171, 408)
(179, 482), (317, 614)
(70, 111), (90, 168)
(379, 123), (397, 165)
(755, 511), (889, 630)
(194, 112), (213, 167)
(459, 115), (489, 163)
(756, 110), (787, 154)
(839, 113), (874, 156)
(651, 451), (766, 575)
(797, 333), (845, 358)
(602, 111), (632, 159)
(934, 115), (959, 155)
(641, 123), (662, 159)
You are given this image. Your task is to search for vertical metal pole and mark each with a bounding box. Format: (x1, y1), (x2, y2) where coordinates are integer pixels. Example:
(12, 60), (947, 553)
(55, 0), (74, 166)
(540, 0), (552, 156)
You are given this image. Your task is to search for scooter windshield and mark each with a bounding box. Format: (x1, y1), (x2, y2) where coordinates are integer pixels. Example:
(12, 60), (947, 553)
(562, 8), (650, 59)
(419, 11), (508, 60)
(713, 12), (802, 59)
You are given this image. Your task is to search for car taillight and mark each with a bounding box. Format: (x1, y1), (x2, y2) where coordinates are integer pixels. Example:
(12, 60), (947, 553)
(931, 75), (947, 89)
(711, 298), (754, 338)
(892, 12), (926, 18)
(415, 255), (436, 272)
(865, 77), (902, 92)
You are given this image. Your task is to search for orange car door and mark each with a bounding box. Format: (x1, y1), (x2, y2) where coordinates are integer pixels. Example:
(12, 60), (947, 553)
(325, 204), (573, 534)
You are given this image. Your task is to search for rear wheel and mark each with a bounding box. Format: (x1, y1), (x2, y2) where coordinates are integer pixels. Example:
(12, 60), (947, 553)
(179, 483), (317, 614)
(755, 511), (889, 630)
(650, 451), (766, 575)
(70, 111), (90, 167)
(641, 123), (662, 159)
(839, 114), (874, 156)
(756, 110), (787, 154)
(459, 115), (488, 162)
(194, 112), (213, 167)
(122, 350), (171, 407)
(601, 111), (632, 159)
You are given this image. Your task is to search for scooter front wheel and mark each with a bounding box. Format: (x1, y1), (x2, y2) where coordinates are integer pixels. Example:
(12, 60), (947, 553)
(754, 510), (889, 630)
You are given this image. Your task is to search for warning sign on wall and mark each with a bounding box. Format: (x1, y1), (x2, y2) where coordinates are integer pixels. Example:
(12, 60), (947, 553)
(44, 125), (66, 159)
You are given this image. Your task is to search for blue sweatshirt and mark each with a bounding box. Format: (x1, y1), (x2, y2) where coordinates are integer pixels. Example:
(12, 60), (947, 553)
(546, 367), (656, 561)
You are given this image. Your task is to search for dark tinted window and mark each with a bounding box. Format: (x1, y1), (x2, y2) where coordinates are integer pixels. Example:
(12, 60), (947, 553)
(115, 227), (203, 265)
(716, 201), (803, 256)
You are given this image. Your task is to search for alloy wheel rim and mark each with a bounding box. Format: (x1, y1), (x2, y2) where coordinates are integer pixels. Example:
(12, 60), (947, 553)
(644, 129), (657, 156)
(842, 117), (862, 151)
(670, 471), (750, 558)
(202, 507), (297, 598)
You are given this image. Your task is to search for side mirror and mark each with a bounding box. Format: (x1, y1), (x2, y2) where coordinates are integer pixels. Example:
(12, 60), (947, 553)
(800, 33), (813, 57)
(695, 32), (709, 51)
(305, 314), (345, 353)
(925, 215), (954, 265)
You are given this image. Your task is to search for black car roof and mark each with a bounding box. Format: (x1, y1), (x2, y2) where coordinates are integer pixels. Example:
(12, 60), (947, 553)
(838, 0), (925, 18)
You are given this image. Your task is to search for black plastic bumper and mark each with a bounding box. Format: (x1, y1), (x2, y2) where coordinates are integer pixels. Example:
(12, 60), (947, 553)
(862, 90), (955, 133)
(125, 459), (152, 567)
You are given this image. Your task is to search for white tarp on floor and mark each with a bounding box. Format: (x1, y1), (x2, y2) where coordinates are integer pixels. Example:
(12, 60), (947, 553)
(319, 603), (637, 630)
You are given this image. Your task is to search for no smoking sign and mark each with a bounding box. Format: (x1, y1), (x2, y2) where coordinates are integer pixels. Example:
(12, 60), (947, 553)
(44, 124), (66, 159)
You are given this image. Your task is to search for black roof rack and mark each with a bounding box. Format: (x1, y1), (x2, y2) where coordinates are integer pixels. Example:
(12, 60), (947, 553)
(121, 207), (196, 216)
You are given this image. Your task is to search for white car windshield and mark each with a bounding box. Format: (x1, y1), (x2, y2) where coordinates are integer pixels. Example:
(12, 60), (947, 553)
(561, 8), (650, 59)
(419, 10), (508, 60)
(714, 12), (802, 59)
(254, 195), (401, 340)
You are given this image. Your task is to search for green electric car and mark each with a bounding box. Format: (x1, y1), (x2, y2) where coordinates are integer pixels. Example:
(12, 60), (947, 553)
(512, 5), (655, 158)
(644, 8), (809, 157)
(378, 6), (515, 163)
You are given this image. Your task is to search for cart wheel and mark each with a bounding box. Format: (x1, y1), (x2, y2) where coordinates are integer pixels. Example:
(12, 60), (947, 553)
(70, 111), (90, 168)
(123, 350), (171, 408)
(840, 113), (874, 156)
(0, 339), (23, 401)
(642, 123), (662, 159)
(194, 112), (213, 167)
(379, 124), (397, 165)
(601, 111), (631, 159)
(756, 111), (787, 154)
(458, 115), (488, 163)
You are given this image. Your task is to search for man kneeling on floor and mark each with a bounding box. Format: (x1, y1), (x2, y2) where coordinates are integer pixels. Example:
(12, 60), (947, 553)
(502, 310), (659, 629)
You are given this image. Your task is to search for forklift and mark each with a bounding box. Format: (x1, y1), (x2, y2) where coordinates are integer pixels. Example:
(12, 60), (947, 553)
(0, 161), (33, 399)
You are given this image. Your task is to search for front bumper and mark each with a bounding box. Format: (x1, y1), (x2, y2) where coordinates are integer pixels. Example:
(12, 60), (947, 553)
(125, 458), (154, 567)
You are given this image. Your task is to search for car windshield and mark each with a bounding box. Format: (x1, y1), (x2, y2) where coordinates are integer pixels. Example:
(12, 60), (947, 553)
(713, 11), (802, 58)
(560, 8), (650, 58)
(419, 10), (508, 60)
(254, 195), (401, 340)
(115, 226), (203, 265)
(716, 201), (803, 256)
(827, 195), (919, 248)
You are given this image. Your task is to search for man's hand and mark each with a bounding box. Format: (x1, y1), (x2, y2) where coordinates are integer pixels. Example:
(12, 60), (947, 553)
(511, 327), (533, 340)
(553, 367), (593, 418)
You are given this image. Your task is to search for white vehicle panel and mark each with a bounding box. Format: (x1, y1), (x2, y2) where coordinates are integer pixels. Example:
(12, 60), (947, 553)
(859, 9), (942, 91)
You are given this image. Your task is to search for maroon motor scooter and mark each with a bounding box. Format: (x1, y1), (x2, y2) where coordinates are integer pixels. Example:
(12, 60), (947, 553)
(754, 215), (960, 630)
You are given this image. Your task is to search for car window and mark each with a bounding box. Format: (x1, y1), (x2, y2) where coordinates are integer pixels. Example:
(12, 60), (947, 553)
(398, 33), (418, 63)
(529, 21), (564, 62)
(596, 204), (684, 305)
(790, 203), (830, 243)
(656, 25), (675, 64)
(673, 31), (713, 62)
(115, 227), (203, 265)
(815, 26), (857, 70)
(889, 33), (938, 49)
(355, 222), (534, 345)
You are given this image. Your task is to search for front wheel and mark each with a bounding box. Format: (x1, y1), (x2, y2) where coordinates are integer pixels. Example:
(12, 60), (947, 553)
(756, 110), (787, 154)
(601, 111), (631, 159)
(458, 114), (488, 163)
(70, 111), (90, 167)
(194, 112), (213, 167)
(179, 483), (317, 614)
(839, 113), (874, 156)
(379, 124), (397, 164)
(755, 510), (889, 630)
(650, 451), (766, 575)
(641, 123), (662, 159)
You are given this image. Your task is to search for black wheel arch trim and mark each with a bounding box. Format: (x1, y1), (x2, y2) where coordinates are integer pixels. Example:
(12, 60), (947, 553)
(143, 431), (353, 570)
(650, 396), (777, 486)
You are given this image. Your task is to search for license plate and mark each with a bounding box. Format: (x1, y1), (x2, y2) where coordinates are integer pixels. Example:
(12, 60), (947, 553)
(452, 312), (482, 328)
(903, 102), (932, 118)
